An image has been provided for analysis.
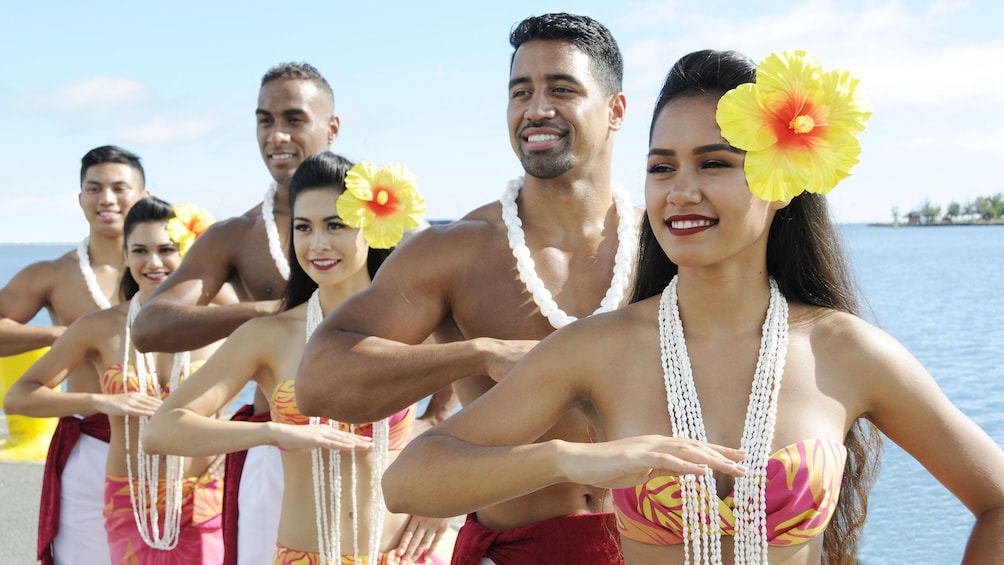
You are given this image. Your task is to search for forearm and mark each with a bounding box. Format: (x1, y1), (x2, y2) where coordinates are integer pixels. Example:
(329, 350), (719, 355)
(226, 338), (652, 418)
(382, 435), (566, 518)
(961, 506), (1004, 563)
(0, 319), (61, 355)
(143, 408), (278, 457)
(296, 331), (489, 423)
(132, 300), (275, 353)
(3, 382), (101, 418)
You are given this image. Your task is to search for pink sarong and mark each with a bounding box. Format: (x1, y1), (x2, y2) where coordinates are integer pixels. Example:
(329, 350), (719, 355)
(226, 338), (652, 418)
(272, 541), (446, 565)
(103, 472), (224, 564)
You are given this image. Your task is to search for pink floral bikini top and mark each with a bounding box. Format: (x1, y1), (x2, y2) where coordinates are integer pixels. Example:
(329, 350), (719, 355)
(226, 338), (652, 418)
(612, 438), (847, 546)
(269, 380), (416, 450)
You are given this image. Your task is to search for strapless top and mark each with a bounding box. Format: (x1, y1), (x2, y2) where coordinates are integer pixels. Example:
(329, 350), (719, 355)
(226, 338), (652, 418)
(612, 438), (847, 546)
(270, 379), (416, 450)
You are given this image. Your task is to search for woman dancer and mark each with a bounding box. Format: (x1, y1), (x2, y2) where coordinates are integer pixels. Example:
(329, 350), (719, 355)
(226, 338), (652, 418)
(144, 151), (451, 564)
(5, 196), (230, 563)
(383, 49), (1004, 564)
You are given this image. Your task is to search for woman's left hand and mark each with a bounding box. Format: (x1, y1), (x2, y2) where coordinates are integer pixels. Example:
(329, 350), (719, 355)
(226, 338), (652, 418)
(395, 514), (451, 564)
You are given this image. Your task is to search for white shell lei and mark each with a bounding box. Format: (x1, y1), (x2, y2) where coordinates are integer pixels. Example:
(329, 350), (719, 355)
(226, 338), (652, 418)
(501, 177), (637, 329)
(122, 295), (189, 550)
(263, 183), (291, 281)
(659, 276), (788, 565)
(77, 237), (112, 309)
(307, 291), (390, 564)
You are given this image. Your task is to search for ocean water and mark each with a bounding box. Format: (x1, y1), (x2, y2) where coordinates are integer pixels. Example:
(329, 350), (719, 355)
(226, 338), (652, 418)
(2, 225), (1002, 562)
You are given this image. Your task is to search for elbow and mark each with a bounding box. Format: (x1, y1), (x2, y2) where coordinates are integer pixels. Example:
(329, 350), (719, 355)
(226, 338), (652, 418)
(382, 457), (420, 515)
(141, 416), (171, 455)
(295, 360), (371, 423)
(130, 309), (157, 353)
(2, 390), (24, 416)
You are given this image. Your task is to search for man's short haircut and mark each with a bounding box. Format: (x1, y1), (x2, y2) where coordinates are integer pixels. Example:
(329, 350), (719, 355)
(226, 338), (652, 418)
(260, 62), (334, 106)
(79, 145), (145, 187)
(509, 12), (624, 95)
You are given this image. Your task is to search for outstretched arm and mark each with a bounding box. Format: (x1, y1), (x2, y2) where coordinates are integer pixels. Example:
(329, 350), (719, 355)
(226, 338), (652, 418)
(0, 262), (63, 355)
(143, 318), (370, 457)
(383, 317), (746, 518)
(295, 229), (535, 423)
(3, 314), (160, 418)
(132, 221), (275, 353)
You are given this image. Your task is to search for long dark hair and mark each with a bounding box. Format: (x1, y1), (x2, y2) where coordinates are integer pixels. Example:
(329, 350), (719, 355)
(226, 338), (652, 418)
(633, 49), (882, 564)
(120, 196), (175, 300)
(280, 151), (393, 312)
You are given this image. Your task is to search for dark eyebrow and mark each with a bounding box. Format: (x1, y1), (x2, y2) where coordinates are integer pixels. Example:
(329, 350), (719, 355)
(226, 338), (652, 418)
(508, 73), (585, 91)
(293, 214), (342, 223)
(647, 143), (742, 158)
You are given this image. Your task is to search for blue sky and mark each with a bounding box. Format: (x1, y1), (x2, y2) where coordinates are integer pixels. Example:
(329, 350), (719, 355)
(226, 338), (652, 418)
(2, 0), (1002, 242)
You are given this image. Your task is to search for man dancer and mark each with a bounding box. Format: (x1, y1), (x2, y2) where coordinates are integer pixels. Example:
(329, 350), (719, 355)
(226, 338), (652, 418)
(296, 14), (638, 564)
(130, 62), (338, 565)
(0, 145), (148, 564)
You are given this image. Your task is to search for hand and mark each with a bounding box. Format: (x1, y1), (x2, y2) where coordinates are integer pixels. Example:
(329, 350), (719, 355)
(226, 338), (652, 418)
(559, 435), (747, 489)
(483, 339), (539, 383)
(94, 393), (163, 417)
(253, 299), (282, 317)
(394, 514), (452, 564)
(271, 422), (373, 453)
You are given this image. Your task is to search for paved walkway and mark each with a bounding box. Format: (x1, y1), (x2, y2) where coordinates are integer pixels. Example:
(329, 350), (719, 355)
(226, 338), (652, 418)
(0, 418), (44, 564)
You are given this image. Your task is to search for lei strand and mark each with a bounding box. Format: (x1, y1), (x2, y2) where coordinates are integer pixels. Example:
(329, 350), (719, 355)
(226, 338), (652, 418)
(77, 237), (112, 309)
(122, 295), (189, 550)
(501, 177), (636, 329)
(263, 183), (291, 281)
(306, 291), (389, 563)
(659, 276), (788, 565)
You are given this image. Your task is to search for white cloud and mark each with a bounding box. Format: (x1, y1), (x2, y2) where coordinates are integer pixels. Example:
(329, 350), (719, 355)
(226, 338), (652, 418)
(116, 115), (223, 145)
(54, 77), (152, 116)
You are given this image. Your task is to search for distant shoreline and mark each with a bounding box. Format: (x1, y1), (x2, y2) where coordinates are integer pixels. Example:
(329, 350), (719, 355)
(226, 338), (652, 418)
(868, 221), (1004, 227)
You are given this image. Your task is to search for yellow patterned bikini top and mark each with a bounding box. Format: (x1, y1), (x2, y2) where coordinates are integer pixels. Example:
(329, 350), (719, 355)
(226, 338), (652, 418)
(99, 360), (205, 399)
(270, 379), (416, 450)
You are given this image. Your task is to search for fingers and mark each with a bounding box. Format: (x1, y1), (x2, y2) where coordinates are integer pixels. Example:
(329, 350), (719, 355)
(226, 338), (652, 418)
(397, 516), (447, 564)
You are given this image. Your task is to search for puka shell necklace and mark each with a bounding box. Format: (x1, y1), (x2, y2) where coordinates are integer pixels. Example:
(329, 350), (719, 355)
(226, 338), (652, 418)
(263, 183), (291, 281)
(659, 275), (788, 564)
(78, 237), (112, 309)
(501, 177), (636, 329)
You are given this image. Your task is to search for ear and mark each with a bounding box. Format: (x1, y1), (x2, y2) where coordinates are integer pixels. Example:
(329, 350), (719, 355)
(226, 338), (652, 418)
(608, 93), (626, 132)
(328, 115), (341, 145)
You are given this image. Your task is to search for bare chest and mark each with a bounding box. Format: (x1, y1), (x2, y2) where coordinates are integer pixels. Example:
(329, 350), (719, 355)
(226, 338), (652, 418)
(231, 222), (289, 301)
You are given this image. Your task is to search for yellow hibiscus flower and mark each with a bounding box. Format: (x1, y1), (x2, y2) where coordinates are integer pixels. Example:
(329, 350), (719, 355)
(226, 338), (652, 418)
(337, 162), (426, 249)
(716, 50), (871, 202)
(165, 203), (215, 257)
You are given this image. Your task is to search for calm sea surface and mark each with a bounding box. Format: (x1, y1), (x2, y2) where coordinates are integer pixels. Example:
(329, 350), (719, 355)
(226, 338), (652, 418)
(2, 224), (1002, 563)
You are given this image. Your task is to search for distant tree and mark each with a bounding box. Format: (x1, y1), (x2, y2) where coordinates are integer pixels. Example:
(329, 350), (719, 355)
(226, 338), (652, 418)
(990, 193), (1004, 219)
(946, 201), (961, 221)
(919, 199), (941, 224)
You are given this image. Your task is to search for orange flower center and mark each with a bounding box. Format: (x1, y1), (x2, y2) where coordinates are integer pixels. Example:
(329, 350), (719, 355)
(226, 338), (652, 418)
(367, 187), (398, 217)
(376, 188), (389, 206)
(789, 114), (815, 134)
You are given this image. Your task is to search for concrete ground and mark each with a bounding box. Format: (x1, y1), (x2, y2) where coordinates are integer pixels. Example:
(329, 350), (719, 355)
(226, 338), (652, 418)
(0, 419), (44, 564)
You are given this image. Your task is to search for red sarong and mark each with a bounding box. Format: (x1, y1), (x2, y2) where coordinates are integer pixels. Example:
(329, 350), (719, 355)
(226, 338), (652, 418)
(37, 413), (111, 565)
(222, 403), (272, 565)
(451, 512), (623, 565)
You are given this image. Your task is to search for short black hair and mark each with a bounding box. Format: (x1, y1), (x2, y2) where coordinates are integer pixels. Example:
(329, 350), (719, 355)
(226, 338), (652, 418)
(509, 12), (623, 95)
(80, 145), (145, 187)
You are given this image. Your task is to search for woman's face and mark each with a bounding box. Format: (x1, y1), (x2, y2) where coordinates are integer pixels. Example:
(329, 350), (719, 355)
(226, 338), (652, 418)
(645, 94), (786, 271)
(125, 221), (180, 294)
(291, 188), (369, 287)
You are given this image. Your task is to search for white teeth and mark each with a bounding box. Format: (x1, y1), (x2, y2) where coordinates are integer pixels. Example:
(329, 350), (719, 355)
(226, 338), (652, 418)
(526, 134), (559, 142)
(671, 219), (715, 230)
(272, 153), (294, 160)
(313, 259), (336, 267)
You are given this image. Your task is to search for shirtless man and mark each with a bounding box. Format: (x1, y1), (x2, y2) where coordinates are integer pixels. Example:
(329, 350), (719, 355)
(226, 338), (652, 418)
(131, 62), (340, 353)
(129, 62), (339, 565)
(296, 13), (638, 564)
(0, 144), (147, 564)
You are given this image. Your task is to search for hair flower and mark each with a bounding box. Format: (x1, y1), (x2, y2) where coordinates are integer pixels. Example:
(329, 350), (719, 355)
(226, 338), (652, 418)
(337, 162), (426, 249)
(165, 203), (215, 257)
(716, 50), (871, 202)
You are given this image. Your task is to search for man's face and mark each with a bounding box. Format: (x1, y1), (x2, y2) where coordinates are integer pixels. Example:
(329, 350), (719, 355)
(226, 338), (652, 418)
(507, 40), (622, 180)
(256, 78), (340, 188)
(78, 162), (148, 237)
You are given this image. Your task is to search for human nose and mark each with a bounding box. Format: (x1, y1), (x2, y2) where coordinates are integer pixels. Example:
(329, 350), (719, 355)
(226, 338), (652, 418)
(665, 174), (702, 207)
(267, 124), (291, 145)
(98, 188), (116, 206)
(309, 230), (332, 251)
(524, 92), (555, 121)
